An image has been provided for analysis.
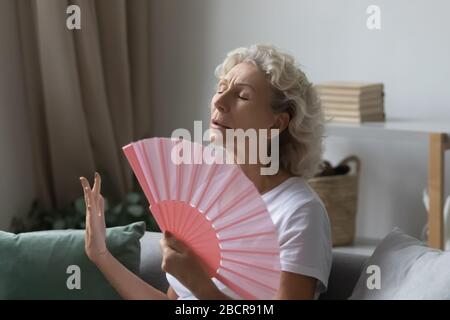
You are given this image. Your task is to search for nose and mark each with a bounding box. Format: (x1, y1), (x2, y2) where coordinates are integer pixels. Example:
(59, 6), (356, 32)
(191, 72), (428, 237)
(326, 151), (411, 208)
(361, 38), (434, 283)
(213, 91), (230, 113)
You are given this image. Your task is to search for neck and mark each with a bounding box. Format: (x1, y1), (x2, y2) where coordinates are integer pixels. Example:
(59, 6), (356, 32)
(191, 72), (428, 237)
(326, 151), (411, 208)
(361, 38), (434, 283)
(239, 163), (293, 195)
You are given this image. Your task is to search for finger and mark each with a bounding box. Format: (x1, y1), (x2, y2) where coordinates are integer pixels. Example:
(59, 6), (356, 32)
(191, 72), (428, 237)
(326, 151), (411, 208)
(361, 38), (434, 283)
(161, 242), (180, 257)
(97, 195), (104, 218)
(159, 237), (166, 249)
(81, 181), (95, 237)
(84, 193), (92, 236)
(92, 172), (101, 199)
(164, 233), (187, 254)
(85, 187), (93, 211)
(159, 238), (173, 254)
(80, 178), (93, 210)
(80, 178), (90, 206)
(81, 177), (98, 214)
(84, 178), (99, 212)
(80, 176), (92, 193)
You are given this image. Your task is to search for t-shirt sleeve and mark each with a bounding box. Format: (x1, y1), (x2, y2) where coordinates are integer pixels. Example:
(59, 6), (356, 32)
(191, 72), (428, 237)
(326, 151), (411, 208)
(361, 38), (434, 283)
(278, 199), (333, 294)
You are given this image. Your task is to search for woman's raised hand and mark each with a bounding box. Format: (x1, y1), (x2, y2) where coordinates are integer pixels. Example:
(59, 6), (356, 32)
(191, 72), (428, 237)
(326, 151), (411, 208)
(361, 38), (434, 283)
(80, 172), (108, 263)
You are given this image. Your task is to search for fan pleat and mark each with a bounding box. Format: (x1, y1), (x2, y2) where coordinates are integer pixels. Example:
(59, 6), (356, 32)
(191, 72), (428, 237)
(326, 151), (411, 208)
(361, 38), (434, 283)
(217, 216), (276, 241)
(186, 165), (199, 201)
(160, 201), (168, 232)
(187, 224), (218, 245)
(219, 236), (280, 253)
(219, 265), (278, 292)
(214, 208), (267, 234)
(168, 201), (176, 233)
(140, 141), (161, 203)
(184, 215), (209, 243)
(158, 139), (171, 200)
(175, 163), (182, 200)
(216, 209), (270, 232)
(151, 203), (167, 233)
(209, 187), (255, 223)
(122, 144), (156, 205)
(221, 251), (280, 269)
(201, 168), (240, 214)
(175, 202), (190, 238)
(217, 266), (278, 299)
(220, 256), (279, 274)
(205, 170), (255, 219)
(160, 201), (169, 231)
(220, 259), (280, 285)
(218, 230), (275, 243)
(177, 205), (199, 240)
(192, 165), (218, 209)
(221, 248), (279, 256)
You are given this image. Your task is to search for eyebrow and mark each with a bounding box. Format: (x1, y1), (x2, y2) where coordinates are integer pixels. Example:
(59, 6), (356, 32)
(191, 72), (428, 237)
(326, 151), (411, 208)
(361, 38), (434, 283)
(219, 79), (256, 92)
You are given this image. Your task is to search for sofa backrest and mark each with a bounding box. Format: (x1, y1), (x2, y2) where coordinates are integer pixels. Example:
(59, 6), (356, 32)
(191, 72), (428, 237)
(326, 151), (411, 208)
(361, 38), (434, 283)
(139, 232), (369, 299)
(319, 252), (368, 300)
(140, 232), (169, 293)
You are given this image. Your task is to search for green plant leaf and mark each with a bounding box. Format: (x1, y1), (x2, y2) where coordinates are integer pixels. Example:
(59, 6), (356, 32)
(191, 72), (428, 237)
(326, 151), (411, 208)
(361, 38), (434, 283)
(112, 203), (123, 215)
(126, 193), (140, 205)
(127, 205), (144, 218)
(14, 182), (152, 232)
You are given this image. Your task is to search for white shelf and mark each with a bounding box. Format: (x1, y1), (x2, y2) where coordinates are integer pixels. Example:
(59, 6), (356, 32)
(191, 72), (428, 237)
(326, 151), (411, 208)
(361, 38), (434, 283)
(325, 117), (450, 249)
(325, 118), (450, 142)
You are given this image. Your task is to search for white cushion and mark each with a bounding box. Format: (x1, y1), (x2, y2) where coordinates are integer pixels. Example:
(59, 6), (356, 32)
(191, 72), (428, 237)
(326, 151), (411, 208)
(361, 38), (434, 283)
(349, 228), (450, 300)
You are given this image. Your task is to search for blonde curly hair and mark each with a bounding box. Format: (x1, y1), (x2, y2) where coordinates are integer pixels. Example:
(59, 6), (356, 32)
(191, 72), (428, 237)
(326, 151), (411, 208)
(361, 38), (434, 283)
(214, 44), (325, 178)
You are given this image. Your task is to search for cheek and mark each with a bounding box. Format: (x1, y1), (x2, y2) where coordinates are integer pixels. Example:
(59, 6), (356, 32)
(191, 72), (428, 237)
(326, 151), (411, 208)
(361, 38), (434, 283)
(235, 104), (273, 129)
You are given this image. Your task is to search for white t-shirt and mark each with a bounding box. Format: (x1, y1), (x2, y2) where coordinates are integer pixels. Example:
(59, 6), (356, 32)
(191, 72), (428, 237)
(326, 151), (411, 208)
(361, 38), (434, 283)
(166, 176), (333, 300)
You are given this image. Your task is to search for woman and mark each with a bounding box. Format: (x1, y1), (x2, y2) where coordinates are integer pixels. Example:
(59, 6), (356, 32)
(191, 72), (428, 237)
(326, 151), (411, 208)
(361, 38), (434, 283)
(80, 44), (332, 300)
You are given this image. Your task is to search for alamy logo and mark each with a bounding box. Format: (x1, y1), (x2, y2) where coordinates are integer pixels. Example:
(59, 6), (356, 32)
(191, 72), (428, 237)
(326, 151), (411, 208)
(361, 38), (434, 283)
(66, 265), (81, 290)
(366, 5), (381, 30)
(66, 5), (81, 30)
(366, 264), (381, 290)
(171, 121), (280, 175)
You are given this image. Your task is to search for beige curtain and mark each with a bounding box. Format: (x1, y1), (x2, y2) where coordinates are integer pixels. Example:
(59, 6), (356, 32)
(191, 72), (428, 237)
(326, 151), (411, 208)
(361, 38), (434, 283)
(17, 0), (152, 209)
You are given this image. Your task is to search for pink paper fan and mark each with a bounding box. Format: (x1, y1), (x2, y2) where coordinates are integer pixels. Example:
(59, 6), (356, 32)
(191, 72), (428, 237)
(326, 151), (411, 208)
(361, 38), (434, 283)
(122, 137), (281, 300)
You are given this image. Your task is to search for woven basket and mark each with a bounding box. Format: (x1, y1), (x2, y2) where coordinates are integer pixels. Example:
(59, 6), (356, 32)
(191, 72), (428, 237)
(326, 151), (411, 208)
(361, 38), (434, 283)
(308, 155), (361, 246)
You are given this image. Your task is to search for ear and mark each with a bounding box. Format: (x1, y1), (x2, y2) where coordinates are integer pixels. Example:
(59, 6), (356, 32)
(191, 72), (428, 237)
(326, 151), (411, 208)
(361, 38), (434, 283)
(269, 112), (290, 138)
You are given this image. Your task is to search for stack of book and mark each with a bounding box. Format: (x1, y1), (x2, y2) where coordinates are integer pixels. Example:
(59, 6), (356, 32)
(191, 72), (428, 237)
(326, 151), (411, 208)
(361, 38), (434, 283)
(315, 82), (385, 123)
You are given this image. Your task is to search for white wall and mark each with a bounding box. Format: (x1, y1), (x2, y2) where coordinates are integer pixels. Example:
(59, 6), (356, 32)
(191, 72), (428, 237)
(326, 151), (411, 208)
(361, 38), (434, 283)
(0, 0), (36, 230)
(149, 0), (450, 240)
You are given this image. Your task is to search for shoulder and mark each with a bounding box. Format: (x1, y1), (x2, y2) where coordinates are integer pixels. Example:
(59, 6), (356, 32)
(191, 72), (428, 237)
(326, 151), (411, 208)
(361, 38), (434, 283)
(263, 176), (332, 253)
(265, 177), (333, 293)
(263, 176), (329, 227)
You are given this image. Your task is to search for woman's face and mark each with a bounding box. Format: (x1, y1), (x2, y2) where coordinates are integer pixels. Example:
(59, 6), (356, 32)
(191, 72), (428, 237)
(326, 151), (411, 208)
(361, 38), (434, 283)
(210, 62), (277, 137)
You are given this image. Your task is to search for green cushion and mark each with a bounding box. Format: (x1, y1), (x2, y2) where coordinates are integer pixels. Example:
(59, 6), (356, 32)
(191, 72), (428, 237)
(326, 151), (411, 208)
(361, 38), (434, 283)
(0, 221), (145, 299)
